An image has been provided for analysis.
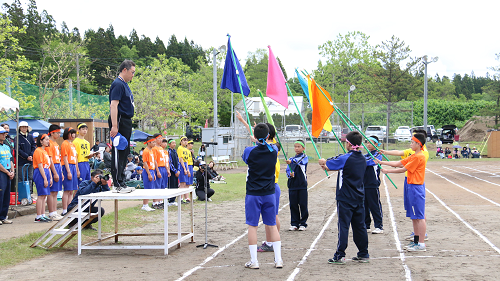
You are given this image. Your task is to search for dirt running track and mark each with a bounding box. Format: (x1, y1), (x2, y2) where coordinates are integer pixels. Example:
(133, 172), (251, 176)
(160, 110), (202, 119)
(2, 160), (500, 281)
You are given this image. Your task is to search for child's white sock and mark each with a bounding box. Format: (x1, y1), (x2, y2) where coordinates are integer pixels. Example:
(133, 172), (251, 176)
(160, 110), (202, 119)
(153, 202), (157, 206)
(63, 209), (67, 214)
(249, 245), (258, 263)
(49, 211), (56, 216)
(36, 215), (42, 219)
(273, 241), (282, 262)
(265, 241), (273, 247)
(419, 243), (425, 247)
(143, 204), (149, 208)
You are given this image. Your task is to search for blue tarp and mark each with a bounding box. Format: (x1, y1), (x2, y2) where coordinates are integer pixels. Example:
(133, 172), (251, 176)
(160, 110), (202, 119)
(4, 119), (52, 135)
(131, 130), (152, 142)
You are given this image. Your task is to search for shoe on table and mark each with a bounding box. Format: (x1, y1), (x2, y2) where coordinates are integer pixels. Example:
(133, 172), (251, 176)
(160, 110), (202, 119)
(274, 259), (283, 268)
(406, 243), (426, 252)
(141, 205), (155, 212)
(1, 219), (13, 224)
(114, 185), (135, 193)
(298, 226), (306, 231)
(372, 228), (384, 234)
(352, 256), (370, 263)
(257, 242), (274, 252)
(244, 260), (259, 269)
(289, 226), (298, 231)
(328, 257), (346, 265)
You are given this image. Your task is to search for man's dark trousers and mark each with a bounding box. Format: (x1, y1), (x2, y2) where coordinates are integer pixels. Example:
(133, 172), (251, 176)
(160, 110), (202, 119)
(108, 115), (132, 187)
(364, 188), (383, 230)
(289, 189), (308, 227)
(334, 200), (369, 259)
(0, 172), (11, 220)
(167, 174), (178, 203)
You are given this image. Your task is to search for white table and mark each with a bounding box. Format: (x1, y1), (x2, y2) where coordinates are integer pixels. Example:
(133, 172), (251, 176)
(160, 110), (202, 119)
(78, 188), (194, 255)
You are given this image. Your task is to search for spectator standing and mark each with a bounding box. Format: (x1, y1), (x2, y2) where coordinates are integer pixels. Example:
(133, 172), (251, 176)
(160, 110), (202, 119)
(15, 121), (36, 194)
(0, 127), (14, 225)
(109, 59), (136, 193)
(1, 124), (15, 194)
(199, 144), (206, 161)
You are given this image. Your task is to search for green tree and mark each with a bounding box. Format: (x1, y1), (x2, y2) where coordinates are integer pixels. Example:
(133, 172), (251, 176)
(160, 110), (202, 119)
(480, 54), (500, 128)
(317, 31), (378, 103)
(244, 48), (268, 95)
(0, 16), (36, 109)
(130, 55), (210, 132)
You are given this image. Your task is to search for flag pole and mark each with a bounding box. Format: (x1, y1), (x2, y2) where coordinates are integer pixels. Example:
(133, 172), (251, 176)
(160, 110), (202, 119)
(285, 83), (329, 177)
(227, 34), (253, 136)
(304, 72), (397, 189)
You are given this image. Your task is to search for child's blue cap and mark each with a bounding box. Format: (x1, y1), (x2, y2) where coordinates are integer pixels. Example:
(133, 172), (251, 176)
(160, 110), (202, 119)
(111, 132), (128, 150)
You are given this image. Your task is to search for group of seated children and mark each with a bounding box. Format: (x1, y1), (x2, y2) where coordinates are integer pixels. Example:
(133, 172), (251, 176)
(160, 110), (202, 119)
(438, 145), (480, 159)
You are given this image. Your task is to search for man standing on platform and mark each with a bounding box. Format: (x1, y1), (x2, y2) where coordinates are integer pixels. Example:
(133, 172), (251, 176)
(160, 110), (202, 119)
(109, 60), (136, 193)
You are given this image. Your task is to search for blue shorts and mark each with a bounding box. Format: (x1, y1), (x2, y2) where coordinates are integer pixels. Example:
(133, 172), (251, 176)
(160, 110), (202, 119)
(245, 194), (276, 226)
(78, 162), (91, 185)
(178, 164), (189, 183)
(407, 183), (425, 219)
(275, 183), (281, 215)
(143, 169), (157, 189)
(403, 177), (408, 211)
(34, 168), (51, 196)
(157, 166), (168, 189)
(63, 164), (78, 191)
(50, 163), (63, 193)
(187, 165), (194, 185)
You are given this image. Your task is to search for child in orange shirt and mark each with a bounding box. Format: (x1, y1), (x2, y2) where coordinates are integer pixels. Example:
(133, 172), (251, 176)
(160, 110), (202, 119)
(375, 133), (427, 252)
(141, 136), (156, 212)
(45, 124), (63, 221)
(61, 127), (79, 215)
(33, 134), (52, 222)
(152, 133), (169, 209)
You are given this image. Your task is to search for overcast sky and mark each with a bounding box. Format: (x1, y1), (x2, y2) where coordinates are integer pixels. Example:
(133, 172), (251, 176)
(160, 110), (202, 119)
(8, 0), (500, 80)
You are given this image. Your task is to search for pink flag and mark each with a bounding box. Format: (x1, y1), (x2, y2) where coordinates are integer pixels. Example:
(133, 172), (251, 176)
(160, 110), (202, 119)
(266, 46), (288, 109)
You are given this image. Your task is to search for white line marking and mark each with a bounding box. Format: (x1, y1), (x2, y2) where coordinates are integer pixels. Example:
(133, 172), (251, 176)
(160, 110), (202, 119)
(464, 166), (498, 176)
(426, 188), (500, 254)
(286, 207), (337, 281)
(443, 166), (500, 187)
(427, 168), (500, 207)
(176, 175), (332, 281)
(382, 175), (412, 281)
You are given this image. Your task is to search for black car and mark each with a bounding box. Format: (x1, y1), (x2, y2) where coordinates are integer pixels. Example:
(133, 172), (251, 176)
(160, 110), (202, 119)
(186, 125), (202, 141)
(440, 125), (457, 144)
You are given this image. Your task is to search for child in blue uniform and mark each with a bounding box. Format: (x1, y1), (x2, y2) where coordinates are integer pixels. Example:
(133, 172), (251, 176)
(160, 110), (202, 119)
(286, 140), (309, 231)
(242, 123), (283, 269)
(364, 136), (384, 234)
(319, 131), (369, 264)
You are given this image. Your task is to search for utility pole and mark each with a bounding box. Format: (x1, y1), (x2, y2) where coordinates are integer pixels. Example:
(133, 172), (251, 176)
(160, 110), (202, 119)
(76, 53), (80, 103)
(69, 79), (73, 112)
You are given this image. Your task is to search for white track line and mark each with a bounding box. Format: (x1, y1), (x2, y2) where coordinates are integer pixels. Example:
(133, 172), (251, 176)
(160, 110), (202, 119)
(442, 166), (500, 187)
(286, 207), (337, 281)
(382, 175), (412, 281)
(176, 175), (332, 281)
(464, 166), (499, 176)
(427, 168), (500, 208)
(426, 188), (500, 254)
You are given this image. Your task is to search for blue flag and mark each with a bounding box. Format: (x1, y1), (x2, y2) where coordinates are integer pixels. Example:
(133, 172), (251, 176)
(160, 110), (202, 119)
(295, 69), (310, 102)
(220, 37), (250, 96)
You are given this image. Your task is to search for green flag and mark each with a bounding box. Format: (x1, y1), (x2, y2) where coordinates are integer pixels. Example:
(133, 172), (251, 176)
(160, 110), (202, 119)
(258, 90), (275, 126)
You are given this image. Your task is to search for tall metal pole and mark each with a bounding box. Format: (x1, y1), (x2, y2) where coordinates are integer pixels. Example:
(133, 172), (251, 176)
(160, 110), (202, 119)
(423, 55), (428, 134)
(348, 90), (351, 120)
(212, 49), (218, 158)
(69, 79), (73, 112)
(76, 53), (80, 103)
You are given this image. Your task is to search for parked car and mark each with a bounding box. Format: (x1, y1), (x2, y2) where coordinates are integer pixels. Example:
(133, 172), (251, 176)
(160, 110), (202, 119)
(398, 126), (410, 130)
(284, 125), (302, 138)
(307, 129), (330, 143)
(440, 125), (457, 144)
(328, 125), (342, 140)
(365, 126), (387, 141)
(394, 128), (412, 142)
(186, 125), (201, 141)
(411, 125), (438, 142)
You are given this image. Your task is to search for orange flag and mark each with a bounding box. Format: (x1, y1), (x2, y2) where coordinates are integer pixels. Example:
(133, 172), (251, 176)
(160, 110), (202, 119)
(311, 78), (334, 138)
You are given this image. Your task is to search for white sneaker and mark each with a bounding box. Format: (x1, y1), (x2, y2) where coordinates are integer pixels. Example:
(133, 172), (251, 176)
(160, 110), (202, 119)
(168, 202), (178, 207)
(141, 205), (155, 212)
(49, 214), (64, 221)
(208, 198), (212, 202)
(245, 260), (259, 269)
(274, 259), (283, 268)
(372, 228), (384, 234)
(113, 185), (135, 193)
(298, 226), (306, 231)
(289, 226), (298, 231)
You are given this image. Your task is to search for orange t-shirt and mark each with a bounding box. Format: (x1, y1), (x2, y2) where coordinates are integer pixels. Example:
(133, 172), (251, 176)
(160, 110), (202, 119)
(142, 147), (155, 170)
(45, 139), (61, 164)
(401, 152), (426, 185)
(152, 146), (167, 167)
(33, 147), (51, 170)
(61, 140), (77, 165)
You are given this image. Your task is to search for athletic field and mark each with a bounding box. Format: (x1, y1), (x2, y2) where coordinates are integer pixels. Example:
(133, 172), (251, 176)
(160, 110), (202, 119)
(2, 160), (499, 281)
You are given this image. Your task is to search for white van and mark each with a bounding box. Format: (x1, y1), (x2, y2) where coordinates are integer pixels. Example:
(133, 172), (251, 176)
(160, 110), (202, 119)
(285, 125), (302, 137)
(365, 126), (387, 141)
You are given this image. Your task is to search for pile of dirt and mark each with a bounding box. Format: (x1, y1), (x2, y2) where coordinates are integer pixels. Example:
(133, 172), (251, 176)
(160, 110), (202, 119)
(458, 116), (497, 142)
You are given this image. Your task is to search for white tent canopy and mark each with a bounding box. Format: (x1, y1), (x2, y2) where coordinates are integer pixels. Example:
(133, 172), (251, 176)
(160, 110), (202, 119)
(0, 91), (19, 112)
